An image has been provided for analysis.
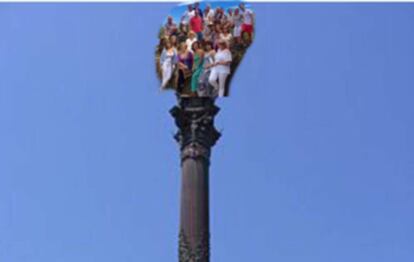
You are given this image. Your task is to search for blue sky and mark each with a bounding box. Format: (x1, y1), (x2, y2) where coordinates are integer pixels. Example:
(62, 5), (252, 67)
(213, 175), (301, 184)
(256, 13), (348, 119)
(166, 0), (250, 23)
(1, 3), (414, 262)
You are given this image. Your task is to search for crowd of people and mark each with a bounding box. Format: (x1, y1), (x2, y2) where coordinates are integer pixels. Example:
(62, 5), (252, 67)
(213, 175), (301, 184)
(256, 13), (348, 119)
(156, 2), (255, 97)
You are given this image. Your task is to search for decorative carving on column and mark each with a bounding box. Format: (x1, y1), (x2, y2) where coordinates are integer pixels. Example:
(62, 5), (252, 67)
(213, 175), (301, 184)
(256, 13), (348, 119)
(179, 230), (210, 262)
(170, 97), (221, 164)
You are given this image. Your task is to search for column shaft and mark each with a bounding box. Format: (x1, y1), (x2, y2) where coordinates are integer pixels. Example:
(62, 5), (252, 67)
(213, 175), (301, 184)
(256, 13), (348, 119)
(170, 97), (220, 262)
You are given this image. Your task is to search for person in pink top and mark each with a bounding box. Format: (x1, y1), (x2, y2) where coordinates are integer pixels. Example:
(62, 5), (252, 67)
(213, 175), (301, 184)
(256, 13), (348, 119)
(189, 10), (204, 41)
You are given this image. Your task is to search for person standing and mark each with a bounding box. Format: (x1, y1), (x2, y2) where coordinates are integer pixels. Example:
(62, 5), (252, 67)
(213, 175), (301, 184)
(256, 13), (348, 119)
(197, 41), (216, 97)
(181, 4), (195, 26)
(211, 24), (222, 50)
(169, 35), (178, 49)
(225, 8), (234, 28)
(203, 22), (214, 42)
(186, 31), (198, 53)
(213, 7), (225, 25)
(220, 26), (233, 47)
(239, 3), (254, 38)
(232, 8), (243, 42)
(160, 40), (177, 90)
(191, 41), (205, 94)
(189, 10), (204, 41)
(177, 42), (194, 95)
(177, 22), (188, 43)
(164, 16), (177, 36)
(193, 2), (203, 18)
(209, 40), (232, 97)
(203, 4), (215, 25)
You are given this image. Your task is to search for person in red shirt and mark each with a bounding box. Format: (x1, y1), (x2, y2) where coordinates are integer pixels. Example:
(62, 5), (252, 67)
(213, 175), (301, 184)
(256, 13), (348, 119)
(190, 10), (204, 41)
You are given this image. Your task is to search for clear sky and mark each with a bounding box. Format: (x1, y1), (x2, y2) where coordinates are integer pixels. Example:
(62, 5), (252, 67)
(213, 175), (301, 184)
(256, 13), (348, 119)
(166, 0), (248, 23)
(1, 3), (414, 262)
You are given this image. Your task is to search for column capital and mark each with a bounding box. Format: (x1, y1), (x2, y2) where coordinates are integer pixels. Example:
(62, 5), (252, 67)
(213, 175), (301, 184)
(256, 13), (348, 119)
(170, 97), (221, 162)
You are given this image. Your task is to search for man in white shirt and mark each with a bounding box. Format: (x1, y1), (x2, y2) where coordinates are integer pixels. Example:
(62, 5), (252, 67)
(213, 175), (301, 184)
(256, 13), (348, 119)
(181, 4), (195, 25)
(203, 4), (215, 25)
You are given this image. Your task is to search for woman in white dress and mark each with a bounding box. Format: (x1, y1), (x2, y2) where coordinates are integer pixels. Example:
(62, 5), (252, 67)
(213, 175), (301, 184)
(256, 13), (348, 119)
(208, 40), (232, 97)
(160, 40), (177, 90)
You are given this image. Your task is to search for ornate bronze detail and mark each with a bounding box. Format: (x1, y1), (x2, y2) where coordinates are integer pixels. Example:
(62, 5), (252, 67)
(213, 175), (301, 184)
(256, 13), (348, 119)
(181, 142), (211, 162)
(179, 230), (210, 262)
(170, 97), (221, 163)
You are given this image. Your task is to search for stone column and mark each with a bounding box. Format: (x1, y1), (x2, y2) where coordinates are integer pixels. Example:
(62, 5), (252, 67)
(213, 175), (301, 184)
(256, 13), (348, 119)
(170, 97), (221, 262)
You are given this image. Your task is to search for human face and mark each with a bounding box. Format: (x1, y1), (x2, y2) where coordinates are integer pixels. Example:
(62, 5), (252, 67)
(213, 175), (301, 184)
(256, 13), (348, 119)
(205, 44), (212, 51)
(192, 42), (199, 51)
(218, 42), (226, 50)
(170, 35), (177, 44)
(180, 43), (187, 52)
